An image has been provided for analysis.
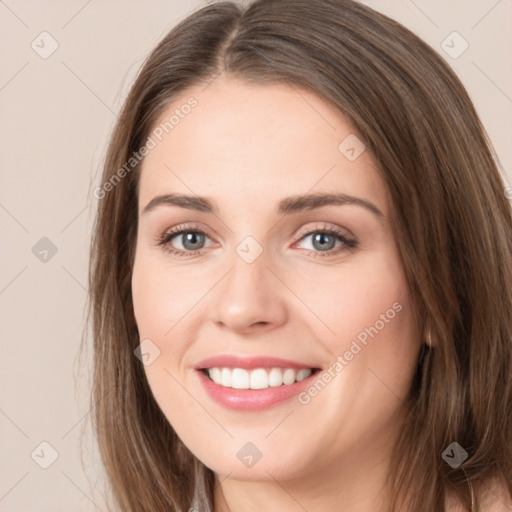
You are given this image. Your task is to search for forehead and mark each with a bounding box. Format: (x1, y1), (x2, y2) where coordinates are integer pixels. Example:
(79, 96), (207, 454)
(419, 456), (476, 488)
(137, 77), (388, 216)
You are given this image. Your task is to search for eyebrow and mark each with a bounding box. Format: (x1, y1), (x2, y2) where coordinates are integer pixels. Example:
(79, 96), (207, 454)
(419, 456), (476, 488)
(142, 192), (384, 219)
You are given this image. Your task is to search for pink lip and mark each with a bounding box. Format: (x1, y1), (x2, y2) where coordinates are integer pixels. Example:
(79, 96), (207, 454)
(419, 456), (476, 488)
(195, 368), (319, 411)
(194, 354), (318, 370)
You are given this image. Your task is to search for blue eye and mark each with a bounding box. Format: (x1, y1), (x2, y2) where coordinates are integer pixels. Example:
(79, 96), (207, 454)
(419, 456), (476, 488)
(157, 227), (211, 257)
(173, 231), (207, 251)
(294, 228), (357, 257)
(157, 224), (357, 258)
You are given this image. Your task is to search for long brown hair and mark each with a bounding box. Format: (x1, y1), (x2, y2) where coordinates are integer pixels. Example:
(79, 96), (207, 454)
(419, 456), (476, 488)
(86, 1), (512, 510)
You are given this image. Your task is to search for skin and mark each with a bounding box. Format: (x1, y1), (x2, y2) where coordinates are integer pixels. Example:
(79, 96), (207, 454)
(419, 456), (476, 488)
(131, 76), (424, 512)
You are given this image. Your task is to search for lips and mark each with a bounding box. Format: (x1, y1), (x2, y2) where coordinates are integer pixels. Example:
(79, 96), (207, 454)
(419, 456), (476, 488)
(194, 354), (319, 371)
(193, 354), (321, 410)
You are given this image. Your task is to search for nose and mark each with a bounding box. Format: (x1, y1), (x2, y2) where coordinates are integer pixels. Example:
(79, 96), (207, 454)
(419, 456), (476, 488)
(212, 250), (288, 334)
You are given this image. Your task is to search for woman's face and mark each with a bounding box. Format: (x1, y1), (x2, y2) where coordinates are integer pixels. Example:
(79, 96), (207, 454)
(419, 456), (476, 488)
(131, 77), (422, 483)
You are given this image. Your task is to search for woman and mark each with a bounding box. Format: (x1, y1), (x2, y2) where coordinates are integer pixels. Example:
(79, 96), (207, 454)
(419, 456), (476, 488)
(87, 0), (512, 510)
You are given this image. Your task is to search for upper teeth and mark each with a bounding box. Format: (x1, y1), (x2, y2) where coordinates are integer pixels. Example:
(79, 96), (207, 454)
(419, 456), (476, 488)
(207, 367), (312, 389)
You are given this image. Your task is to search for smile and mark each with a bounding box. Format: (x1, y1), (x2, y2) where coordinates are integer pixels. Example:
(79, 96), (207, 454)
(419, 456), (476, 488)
(194, 354), (322, 410)
(203, 367), (313, 389)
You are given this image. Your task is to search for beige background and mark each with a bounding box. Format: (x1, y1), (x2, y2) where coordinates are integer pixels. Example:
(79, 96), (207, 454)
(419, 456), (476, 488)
(1, 1), (511, 510)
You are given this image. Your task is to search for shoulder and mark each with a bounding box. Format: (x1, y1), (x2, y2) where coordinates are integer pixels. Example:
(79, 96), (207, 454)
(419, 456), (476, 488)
(445, 477), (512, 512)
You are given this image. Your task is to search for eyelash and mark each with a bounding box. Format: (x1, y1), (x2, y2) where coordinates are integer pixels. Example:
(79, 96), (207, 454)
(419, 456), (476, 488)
(156, 223), (358, 258)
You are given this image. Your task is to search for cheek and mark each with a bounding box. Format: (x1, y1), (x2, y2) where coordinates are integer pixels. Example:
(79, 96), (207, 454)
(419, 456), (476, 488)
(131, 265), (168, 337)
(291, 251), (411, 356)
(131, 255), (200, 338)
(131, 259), (205, 421)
